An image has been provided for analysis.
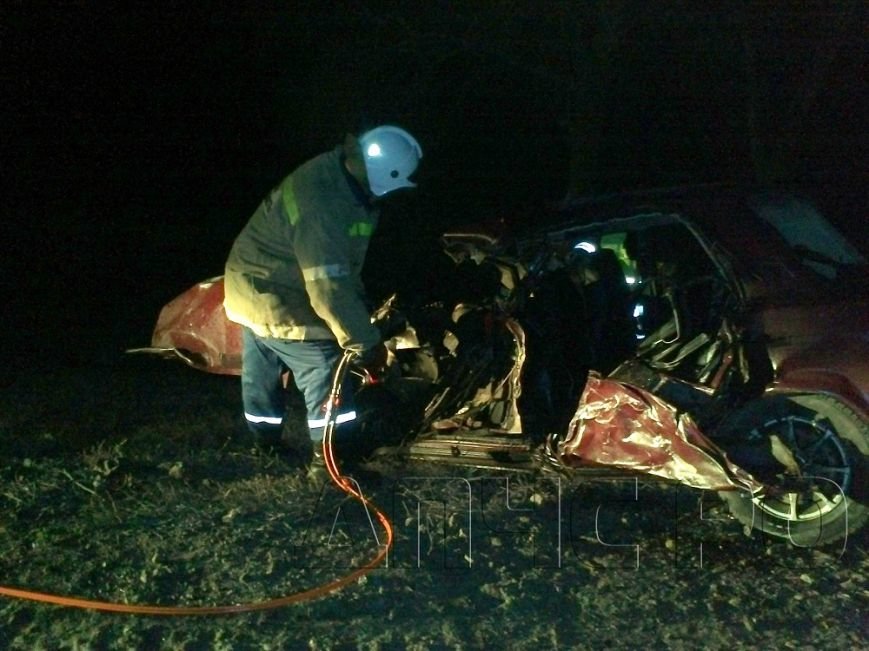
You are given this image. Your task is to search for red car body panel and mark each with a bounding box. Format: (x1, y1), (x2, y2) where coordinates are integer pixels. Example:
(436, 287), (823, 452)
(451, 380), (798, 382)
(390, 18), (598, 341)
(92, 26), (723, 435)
(148, 277), (242, 376)
(558, 374), (765, 492)
(752, 297), (869, 414)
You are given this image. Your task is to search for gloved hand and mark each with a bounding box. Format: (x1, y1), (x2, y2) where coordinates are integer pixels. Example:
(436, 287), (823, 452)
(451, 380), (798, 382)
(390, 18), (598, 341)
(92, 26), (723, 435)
(356, 342), (388, 376)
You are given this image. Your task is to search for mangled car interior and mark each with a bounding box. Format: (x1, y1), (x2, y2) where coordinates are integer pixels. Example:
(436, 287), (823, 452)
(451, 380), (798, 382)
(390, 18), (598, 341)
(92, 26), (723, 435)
(382, 213), (763, 471)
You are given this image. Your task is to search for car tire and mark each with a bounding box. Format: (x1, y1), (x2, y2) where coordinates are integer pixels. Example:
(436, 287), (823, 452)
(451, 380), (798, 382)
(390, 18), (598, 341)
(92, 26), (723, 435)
(718, 394), (868, 547)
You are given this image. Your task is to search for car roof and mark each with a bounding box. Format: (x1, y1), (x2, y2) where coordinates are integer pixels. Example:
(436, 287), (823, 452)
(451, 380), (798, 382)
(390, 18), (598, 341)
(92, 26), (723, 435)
(545, 183), (863, 259)
(509, 183), (865, 298)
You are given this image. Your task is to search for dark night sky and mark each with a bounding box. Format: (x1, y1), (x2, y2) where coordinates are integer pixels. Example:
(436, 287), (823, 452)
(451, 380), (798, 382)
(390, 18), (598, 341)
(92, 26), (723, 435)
(2, 2), (866, 365)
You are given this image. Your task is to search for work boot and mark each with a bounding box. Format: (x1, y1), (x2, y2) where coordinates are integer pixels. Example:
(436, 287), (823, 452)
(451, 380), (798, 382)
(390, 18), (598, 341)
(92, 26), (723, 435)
(253, 432), (283, 453)
(306, 444), (331, 486)
(248, 432), (305, 466)
(243, 421), (284, 454)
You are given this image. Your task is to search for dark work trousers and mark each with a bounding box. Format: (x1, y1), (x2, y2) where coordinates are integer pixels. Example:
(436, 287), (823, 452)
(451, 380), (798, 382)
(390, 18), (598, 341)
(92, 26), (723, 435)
(241, 327), (358, 443)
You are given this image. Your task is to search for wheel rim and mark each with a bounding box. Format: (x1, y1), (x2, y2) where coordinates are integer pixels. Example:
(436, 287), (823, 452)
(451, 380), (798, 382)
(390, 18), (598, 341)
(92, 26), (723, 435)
(750, 414), (853, 522)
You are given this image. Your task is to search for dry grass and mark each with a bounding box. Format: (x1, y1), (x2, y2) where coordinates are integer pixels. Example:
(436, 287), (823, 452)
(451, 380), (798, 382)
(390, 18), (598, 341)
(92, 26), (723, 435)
(0, 357), (867, 649)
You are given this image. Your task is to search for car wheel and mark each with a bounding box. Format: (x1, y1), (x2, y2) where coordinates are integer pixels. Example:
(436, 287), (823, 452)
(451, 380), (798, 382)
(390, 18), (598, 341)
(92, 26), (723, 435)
(718, 394), (868, 546)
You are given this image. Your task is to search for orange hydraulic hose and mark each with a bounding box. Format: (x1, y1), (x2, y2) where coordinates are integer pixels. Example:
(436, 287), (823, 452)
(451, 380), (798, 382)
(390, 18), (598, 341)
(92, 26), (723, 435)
(0, 351), (393, 615)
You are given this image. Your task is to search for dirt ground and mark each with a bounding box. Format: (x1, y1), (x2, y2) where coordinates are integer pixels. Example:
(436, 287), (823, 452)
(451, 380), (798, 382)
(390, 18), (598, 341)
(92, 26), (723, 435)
(1, 357), (866, 650)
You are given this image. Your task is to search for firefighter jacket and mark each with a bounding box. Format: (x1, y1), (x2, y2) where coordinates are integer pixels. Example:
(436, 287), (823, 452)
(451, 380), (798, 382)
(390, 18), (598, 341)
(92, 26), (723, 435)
(224, 146), (381, 353)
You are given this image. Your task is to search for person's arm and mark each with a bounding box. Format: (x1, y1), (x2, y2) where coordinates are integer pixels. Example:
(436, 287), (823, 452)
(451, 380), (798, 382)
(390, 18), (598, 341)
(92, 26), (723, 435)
(294, 206), (380, 353)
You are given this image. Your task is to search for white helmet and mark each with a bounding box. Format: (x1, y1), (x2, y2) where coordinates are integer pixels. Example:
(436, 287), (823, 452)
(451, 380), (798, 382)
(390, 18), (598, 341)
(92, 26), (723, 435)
(358, 125), (423, 197)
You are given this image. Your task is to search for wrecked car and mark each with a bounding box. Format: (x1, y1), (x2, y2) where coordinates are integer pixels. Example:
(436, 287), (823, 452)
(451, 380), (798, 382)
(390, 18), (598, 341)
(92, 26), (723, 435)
(134, 187), (868, 546)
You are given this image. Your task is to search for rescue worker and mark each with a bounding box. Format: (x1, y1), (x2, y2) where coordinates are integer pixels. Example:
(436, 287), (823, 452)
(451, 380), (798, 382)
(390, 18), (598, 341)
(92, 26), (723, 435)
(223, 125), (423, 479)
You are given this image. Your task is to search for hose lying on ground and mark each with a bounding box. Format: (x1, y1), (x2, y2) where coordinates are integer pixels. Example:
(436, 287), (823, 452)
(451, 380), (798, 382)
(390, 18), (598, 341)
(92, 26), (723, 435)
(0, 350), (394, 615)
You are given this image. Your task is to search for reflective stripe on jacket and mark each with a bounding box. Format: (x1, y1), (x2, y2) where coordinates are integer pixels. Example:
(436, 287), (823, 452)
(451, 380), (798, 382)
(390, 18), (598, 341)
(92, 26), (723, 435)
(224, 147), (381, 351)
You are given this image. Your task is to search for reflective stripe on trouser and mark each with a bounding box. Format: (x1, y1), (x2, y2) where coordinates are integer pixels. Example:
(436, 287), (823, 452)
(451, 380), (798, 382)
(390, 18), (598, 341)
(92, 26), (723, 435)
(241, 327), (357, 442)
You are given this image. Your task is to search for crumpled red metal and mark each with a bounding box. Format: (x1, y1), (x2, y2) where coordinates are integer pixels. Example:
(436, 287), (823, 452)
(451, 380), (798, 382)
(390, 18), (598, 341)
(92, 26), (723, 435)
(137, 276), (243, 375)
(557, 373), (765, 493)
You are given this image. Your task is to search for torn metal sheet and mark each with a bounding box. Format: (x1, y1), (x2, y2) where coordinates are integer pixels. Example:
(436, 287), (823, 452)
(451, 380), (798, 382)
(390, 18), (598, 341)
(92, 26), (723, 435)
(135, 276), (243, 375)
(557, 373), (765, 493)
